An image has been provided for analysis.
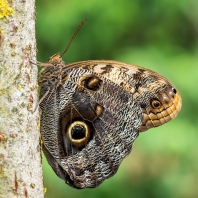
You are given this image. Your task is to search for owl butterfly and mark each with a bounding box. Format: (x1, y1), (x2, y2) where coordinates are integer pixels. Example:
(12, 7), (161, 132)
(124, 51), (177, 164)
(37, 20), (182, 189)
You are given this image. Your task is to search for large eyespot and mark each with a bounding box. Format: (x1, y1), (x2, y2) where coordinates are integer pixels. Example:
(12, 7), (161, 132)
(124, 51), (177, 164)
(67, 121), (90, 147)
(151, 99), (161, 109)
(84, 76), (102, 91)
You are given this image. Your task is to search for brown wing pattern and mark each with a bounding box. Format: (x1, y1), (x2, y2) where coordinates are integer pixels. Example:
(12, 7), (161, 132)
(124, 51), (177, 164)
(39, 57), (181, 188)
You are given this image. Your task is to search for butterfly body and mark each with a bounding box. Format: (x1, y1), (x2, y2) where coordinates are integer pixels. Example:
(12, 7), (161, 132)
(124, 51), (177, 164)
(38, 54), (181, 188)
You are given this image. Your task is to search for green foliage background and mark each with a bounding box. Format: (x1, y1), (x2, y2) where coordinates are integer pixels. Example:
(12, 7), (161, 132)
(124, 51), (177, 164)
(36, 0), (198, 197)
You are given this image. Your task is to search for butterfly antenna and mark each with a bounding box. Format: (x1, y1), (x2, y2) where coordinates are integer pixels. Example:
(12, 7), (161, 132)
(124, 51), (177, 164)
(60, 19), (87, 57)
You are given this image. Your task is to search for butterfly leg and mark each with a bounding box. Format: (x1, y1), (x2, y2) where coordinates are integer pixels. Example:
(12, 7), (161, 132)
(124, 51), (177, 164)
(33, 83), (51, 113)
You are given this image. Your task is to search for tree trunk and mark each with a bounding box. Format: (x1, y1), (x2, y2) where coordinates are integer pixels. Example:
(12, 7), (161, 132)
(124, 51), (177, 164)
(0, 0), (44, 197)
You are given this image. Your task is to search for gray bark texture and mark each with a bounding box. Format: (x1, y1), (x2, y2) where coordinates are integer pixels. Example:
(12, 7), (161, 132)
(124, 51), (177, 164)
(0, 0), (44, 197)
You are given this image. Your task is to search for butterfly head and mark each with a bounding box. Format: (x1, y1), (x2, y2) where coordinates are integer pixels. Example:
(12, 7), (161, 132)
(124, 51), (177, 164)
(48, 53), (65, 66)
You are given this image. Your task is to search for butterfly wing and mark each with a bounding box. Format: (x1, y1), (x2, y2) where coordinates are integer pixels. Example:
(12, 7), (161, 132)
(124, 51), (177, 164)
(39, 60), (181, 188)
(40, 63), (141, 188)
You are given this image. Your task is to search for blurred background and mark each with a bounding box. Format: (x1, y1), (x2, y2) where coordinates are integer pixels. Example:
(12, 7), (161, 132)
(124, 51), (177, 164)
(36, 0), (198, 197)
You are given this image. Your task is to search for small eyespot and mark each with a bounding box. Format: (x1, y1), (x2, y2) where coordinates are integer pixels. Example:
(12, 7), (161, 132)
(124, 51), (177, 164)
(172, 87), (177, 94)
(84, 76), (102, 91)
(95, 105), (103, 116)
(151, 99), (161, 109)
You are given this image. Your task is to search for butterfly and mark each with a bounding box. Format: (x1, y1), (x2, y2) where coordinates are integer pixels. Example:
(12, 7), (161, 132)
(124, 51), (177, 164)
(37, 20), (182, 189)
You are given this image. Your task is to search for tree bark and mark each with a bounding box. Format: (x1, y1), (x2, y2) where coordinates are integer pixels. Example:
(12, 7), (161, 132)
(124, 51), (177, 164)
(0, 0), (44, 197)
